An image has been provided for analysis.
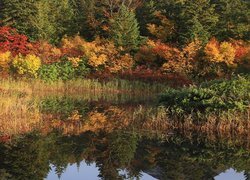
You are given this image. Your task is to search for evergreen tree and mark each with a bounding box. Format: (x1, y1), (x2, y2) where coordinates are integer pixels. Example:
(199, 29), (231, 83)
(157, 0), (218, 45)
(136, 0), (158, 37)
(0, 0), (36, 39)
(30, 0), (56, 41)
(71, 0), (97, 40)
(178, 0), (218, 45)
(31, 0), (75, 43)
(110, 5), (142, 52)
(1, 0), (74, 42)
(212, 0), (250, 41)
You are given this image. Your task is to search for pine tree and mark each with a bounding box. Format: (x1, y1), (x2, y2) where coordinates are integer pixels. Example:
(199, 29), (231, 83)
(110, 5), (142, 52)
(0, 0), (36, 39)
(31, 0), (75, 43)
(177, 0), (218, 45)
(30, 0), (56, 41)
(156, 0), (218, 45)
(136, 0), (158, 37)
(212, 0), (250, 41)
(71, 0), (98, 40)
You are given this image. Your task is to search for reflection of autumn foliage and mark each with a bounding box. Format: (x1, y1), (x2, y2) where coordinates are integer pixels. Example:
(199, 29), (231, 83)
(42, 106), (131, 135)
(2, 129), (250, 180)
(40, 103), (173, 136)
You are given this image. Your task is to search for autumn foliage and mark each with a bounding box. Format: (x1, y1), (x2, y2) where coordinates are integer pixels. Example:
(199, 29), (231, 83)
(0, 26), (34, 56)
(0, 25), (249, 81)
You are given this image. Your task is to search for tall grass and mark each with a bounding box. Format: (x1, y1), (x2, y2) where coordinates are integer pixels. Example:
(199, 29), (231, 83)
(0, 89), (41, 136)
(0, 78), (168, 95)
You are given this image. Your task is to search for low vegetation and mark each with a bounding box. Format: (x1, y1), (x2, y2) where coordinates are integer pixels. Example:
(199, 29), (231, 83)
(159, 75), (250, 121)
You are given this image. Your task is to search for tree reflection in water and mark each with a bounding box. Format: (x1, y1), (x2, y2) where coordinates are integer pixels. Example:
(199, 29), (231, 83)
(1, 96), (250, 180)
(1, 130), (250, 180)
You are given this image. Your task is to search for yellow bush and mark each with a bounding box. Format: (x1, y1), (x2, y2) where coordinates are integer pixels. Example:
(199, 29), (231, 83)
(204, 38), (223, 63)
(12, 54), (41, 77)
(67, 57), (82, 67)
(0, 51), (12, 71)
(220, 42), (236, 66)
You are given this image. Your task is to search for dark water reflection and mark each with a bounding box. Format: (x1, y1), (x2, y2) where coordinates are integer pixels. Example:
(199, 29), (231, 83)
(0, 131), (250, 180)
(0, 96), (250, 180)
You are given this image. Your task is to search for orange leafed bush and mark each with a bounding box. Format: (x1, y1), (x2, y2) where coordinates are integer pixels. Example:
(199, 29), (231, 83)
(231, 40), (250, 64)
(136, 40), (194, 73)
(204, 38), (237, 67)
(62, 36), (134, 72)
(61, 35), (85, 57)
(36, 41), (62, 64)
(108, 53), (134, 73)
(147, 11), (175, 42)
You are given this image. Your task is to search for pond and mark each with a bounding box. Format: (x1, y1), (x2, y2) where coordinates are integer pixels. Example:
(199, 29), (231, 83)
(0, 94), (249, 180)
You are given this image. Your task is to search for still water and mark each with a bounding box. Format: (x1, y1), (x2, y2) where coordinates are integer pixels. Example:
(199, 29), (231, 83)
(0, 95), (249, 180)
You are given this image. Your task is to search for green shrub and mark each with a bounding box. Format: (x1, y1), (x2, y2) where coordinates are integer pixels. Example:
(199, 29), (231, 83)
(38, 58), (90, 82)
(159, 75), (250, 115)
(38, 64), (60, 82)
(58, 61), (75, 81)
(74, 58), (90, 78)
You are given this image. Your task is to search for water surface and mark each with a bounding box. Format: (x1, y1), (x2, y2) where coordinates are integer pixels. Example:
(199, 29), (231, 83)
(0, 95), (250, 180)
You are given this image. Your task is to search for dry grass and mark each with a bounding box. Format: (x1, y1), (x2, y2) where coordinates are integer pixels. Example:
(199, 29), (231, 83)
(0, 78), (168, 96)
(0, 89), (41, 136)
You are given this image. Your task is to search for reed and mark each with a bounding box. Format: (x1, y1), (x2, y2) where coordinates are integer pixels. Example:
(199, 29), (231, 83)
(0, 78), (168, 95)
(0, 89), (41, 136)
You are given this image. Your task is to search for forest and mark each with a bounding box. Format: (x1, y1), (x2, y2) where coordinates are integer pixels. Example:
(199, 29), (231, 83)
(0, 0), (249, 82)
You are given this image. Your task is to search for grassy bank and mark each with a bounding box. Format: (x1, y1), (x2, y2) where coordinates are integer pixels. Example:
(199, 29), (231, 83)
(158, 75), (250, 134)
(0, 88), (40, 136)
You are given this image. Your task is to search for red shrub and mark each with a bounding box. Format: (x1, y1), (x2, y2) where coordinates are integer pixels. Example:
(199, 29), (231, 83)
(231, 41), (249, 60)
(0, 26), (34, 56)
